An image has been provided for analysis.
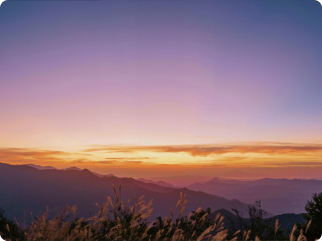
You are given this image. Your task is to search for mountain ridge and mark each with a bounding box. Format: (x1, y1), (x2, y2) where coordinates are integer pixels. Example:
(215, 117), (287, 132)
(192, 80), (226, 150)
(0, 162), (249, 223)
(209, 209), (305, 233)
(186, 177), (322, 215)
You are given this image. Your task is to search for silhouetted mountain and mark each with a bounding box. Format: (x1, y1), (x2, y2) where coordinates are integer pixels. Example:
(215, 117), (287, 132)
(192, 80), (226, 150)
(26, 164), (57, 170)
(137, 178), (177, 188)
(24, 164), (116, 178)
(210, 209), (305, 233)
(207, 177), (244, 184)
(210, 208), (236, 220)
(268, 213), (305, 231)
(92, 173), (116, 178)
(186, 177), (322, 215)
(0, 162), (248, 223)
(63, 166), (82, 171)
(207, 177), (221, 182)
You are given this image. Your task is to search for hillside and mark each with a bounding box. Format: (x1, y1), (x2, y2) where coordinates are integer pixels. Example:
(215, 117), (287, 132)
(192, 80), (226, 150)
(210, 209), (306, 233)
(0, 162), (248, 223)
(186, 177), (322, 215)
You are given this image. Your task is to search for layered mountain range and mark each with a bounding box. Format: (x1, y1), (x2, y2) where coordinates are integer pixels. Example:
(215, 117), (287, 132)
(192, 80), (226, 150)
(0, 162), (248, 223)
(185, 177), (322, 215)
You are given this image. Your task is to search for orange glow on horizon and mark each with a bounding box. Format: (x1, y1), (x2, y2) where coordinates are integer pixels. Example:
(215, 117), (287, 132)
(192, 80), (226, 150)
(1, 142), (322, 181)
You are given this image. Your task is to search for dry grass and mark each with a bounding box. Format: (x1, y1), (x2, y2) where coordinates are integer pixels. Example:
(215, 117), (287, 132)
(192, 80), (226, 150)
(1, 184), (314, 241)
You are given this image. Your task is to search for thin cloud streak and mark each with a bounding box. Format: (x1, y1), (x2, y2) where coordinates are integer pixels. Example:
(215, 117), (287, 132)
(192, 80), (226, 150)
(71, 159), (144, 165)
(105, 157), (155, 160)
(83, 143), (322, 156)
(0, 148), (73, 164)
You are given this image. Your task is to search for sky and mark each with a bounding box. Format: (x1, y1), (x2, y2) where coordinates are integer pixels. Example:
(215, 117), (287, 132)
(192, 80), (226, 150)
(0, 0), (322, 182)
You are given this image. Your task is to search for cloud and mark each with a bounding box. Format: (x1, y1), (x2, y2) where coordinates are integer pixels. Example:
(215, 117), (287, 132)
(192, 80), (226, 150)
(83, 143), (322, 157)
(203, 164), (227, 167)
(105, 157), (155, 160)
(260, 161), (322, 167)
(0, 148), (74, 164)
(71, 160), (118, 165)
(2, 143), (322, 173)
(0, 148), (71, 157)
(0, 148), (148, 167)
(69, 159), (143, 166)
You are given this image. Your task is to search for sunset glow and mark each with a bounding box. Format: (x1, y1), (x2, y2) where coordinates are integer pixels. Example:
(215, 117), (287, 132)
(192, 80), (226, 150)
(1, 0), (322, 182)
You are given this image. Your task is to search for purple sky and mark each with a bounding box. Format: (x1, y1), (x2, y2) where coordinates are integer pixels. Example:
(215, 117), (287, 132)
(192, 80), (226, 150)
(0, 0), (322, 178)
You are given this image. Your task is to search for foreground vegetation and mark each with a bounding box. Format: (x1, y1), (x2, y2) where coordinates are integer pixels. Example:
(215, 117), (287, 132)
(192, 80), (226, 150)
(0, 185), (321, 241)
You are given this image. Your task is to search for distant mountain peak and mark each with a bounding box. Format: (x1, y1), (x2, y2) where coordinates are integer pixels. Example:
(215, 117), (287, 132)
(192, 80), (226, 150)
(25, 164), (57, 170)
(64, 167), (82, 171)
(81, 169), (93, 174)
(106, 174), (116, 177)
(24, 163), (117, 178)
(208, 177), (221, 182)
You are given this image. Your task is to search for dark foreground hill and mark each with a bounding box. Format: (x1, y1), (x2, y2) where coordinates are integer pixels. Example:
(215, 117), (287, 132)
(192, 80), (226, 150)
(186, 177), (322, 215)
(0, 162), (248, 223)
(210, 209), (305, 233)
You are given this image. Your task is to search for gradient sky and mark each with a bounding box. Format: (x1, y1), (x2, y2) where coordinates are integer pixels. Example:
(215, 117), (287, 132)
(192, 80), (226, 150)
(1, 0), (322, 181)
